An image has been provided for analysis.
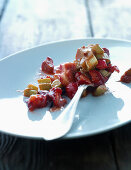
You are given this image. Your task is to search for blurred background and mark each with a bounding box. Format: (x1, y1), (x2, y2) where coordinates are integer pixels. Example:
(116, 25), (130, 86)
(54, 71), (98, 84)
(0, 0), (131, 59)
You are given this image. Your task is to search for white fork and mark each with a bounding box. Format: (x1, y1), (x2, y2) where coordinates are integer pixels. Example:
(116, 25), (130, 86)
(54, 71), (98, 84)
(40, 84), (90, 140)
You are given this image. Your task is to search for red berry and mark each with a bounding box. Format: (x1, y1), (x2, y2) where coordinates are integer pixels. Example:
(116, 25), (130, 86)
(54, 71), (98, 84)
(49, 87), (66, 107)
(107, 64), (120, 73)
(28, 94), (47, 111)
(96, 59), (107, 70)
(66, 82), (78, 99)
(41, 57), (54, 74)
(49, 87), (62, 95)
(103, 48), (110, 56)
(75, 72), (91, 85)
(89, 70), (108, 86)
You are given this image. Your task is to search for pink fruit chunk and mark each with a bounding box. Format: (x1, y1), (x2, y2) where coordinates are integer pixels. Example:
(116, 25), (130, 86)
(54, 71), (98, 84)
(41, 57), (54, 74)
(66, 82), (78, 99)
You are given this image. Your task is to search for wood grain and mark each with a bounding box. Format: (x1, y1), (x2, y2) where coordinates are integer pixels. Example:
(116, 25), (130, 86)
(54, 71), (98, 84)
(47, 133), (117, 170)
(0, 0), (6, 16)
(1, 138), (47, 170)
(113, 124), (131, 170)
(88, 0), (131, 40)
(0, 0), (90, 59)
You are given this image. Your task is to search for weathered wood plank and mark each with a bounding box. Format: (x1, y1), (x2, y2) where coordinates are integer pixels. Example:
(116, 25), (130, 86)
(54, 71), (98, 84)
(47, 133), (117, 170)
(88, 0), (131, 170)
(0, 0), (6, 15)
(88, 0), (131, 40)
(1, 138), (47, 170)
(112, 124), (131, 170)
(0, 0), (90, 59)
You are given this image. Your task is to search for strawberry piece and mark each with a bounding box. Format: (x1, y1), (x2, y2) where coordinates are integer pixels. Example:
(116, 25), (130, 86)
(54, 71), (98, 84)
(75, 72), (91, 85)
(120, 68), (131, 83)
(89, 70), (108, 86)
(28, 94), (47, 111)
(75, 46), (89, 61)
(49, 87), (62, 95)
(103, 48), (110, 56)
(120, 75), (131, 83)
(107, 64), (120, 73)
(96, 59), (107, 70)
(58, 62), (77, 73)
(41, 57), (54, 74)
(57, 62), (77, 86)
(66, 82), (78, 99)
(49, 87), (66, 107)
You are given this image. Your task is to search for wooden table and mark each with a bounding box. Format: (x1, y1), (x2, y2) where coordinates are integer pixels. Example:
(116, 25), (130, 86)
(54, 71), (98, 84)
(0, 0), (131, 169)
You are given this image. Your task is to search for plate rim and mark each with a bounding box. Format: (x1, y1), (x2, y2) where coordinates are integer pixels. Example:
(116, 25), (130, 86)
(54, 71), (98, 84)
(1, 37), (131, 62)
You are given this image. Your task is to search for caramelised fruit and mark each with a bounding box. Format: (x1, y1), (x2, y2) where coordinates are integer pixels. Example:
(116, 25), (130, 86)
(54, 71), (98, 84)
(107, 64), (119, 73)
(120, 68), (131, 83)
(23, 43), (119, 112)
(27, 87), (67, 111)
(75, 72), (91, 85)
(55, 62), (77, 86)
(66, 82), (78, 99)
(41, 57), (54, 74)
(96, 59), (107, 70)
(27, 94), (48, 111)
(89, 70), (108, 86)
(49, 87), (67, 107)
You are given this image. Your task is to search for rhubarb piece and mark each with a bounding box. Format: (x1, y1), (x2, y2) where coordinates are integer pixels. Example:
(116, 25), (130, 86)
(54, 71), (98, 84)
(91, 44), (104, 56)
(27, 84), (38, 91)
(75, 46), (98, 72)
(99, 70), (111, 77)
(51, 79), (62, 88)
(37, 78), (51, 84)
(39, 83), (52, 91)
(93, 85), (108, 96)
(24, 89), (38, 97)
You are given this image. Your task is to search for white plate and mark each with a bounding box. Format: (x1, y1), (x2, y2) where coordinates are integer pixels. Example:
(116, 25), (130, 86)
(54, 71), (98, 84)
(0, 38), (131, 139)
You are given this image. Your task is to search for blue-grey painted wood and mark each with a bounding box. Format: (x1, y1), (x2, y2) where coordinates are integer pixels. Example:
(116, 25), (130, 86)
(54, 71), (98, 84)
(88, 0), (131, 40)
(0, 0), (90, 59)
